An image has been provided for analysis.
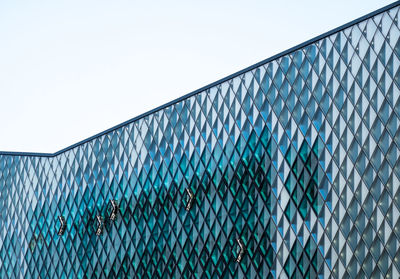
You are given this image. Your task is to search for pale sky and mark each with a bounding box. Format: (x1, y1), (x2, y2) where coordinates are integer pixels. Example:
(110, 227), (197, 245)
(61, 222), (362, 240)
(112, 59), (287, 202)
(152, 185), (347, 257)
(0, 0), (395, 153)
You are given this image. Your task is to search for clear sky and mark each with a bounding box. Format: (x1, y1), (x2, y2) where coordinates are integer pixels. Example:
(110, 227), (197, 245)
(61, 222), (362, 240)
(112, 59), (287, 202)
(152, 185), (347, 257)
(0, 0), (395, 153)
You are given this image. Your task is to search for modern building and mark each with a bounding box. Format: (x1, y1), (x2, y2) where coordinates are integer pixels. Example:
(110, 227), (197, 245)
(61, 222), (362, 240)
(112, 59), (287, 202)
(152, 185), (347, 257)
(2, 2), (400, 278)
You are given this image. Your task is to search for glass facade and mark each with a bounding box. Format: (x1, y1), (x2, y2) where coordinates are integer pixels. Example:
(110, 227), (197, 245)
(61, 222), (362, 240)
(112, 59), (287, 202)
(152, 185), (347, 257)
(2, 3), (400, 278)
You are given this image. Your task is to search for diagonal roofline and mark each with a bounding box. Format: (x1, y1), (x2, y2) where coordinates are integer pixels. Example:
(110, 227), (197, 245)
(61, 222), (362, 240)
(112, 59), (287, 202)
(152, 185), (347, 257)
(2, 0), (400, 158)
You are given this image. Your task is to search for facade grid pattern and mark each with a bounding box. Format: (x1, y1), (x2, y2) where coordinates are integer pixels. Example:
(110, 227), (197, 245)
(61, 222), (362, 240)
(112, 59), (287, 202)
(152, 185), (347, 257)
(2, 3), (400, 278)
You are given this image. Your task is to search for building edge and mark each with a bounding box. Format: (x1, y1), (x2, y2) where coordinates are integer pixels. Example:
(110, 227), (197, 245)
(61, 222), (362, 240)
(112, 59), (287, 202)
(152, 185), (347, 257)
(1, 0), (400, 158)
